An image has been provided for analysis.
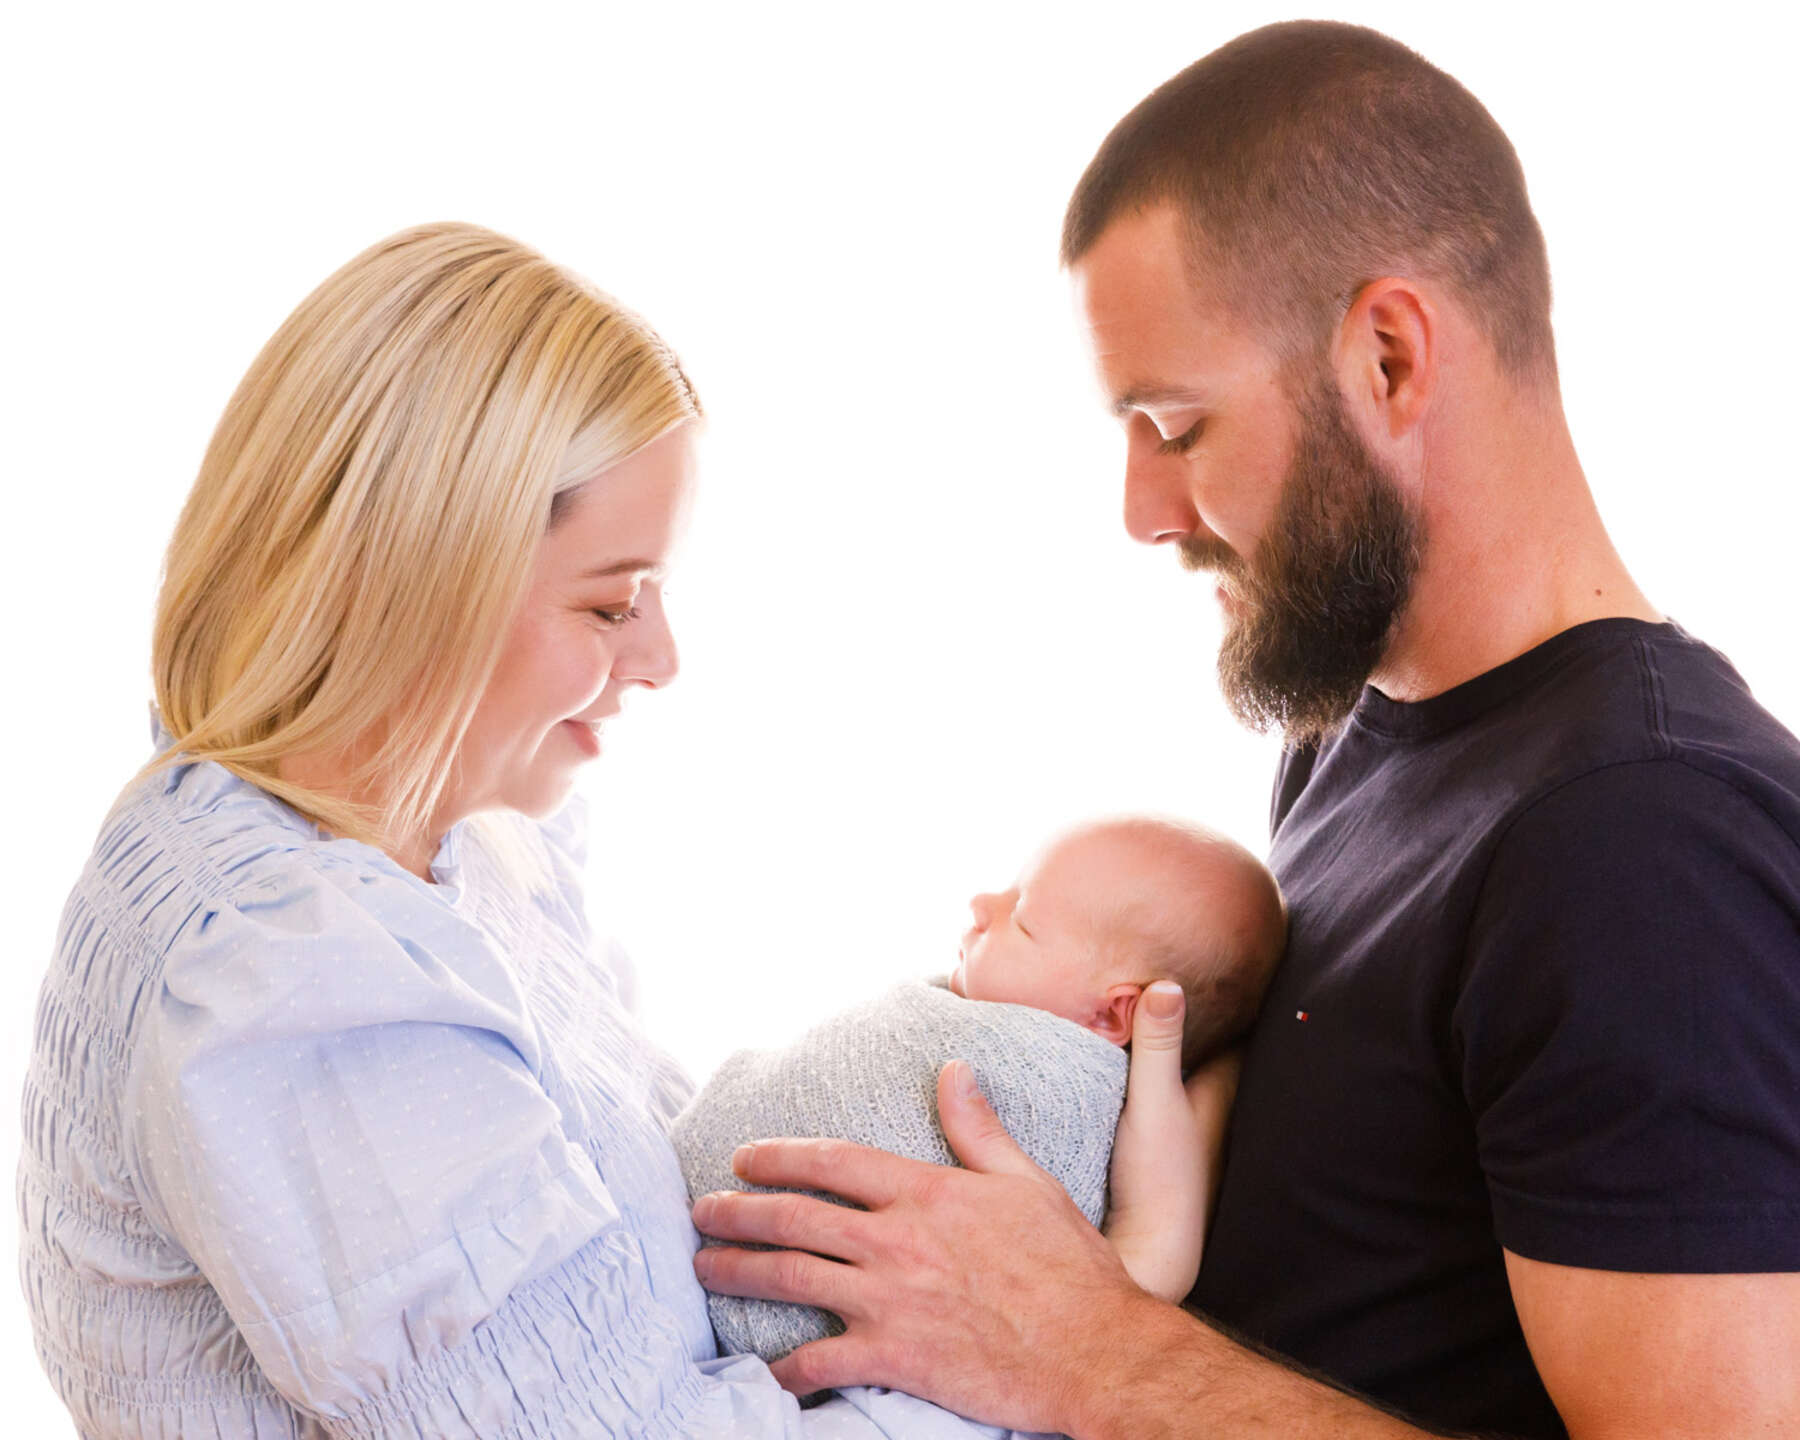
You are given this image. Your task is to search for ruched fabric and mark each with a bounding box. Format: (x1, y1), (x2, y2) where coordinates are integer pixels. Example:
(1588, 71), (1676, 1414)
(18, 706), (1036, 1439)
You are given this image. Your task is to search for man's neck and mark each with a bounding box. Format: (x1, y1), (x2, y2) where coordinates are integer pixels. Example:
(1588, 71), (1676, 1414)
(1369, 405), (1662, 704)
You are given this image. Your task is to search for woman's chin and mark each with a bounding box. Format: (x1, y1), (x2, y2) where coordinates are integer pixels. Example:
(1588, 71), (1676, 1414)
(501, 766), (579, 821)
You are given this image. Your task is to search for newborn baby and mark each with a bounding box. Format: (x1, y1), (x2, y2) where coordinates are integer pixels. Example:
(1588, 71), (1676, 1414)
(947, 815), (1286, 1072)
(672, 815), (1286, 1365)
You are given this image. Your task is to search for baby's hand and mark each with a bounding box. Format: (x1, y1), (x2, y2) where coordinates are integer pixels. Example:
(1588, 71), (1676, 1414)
(1103, 984), (1241, 1303)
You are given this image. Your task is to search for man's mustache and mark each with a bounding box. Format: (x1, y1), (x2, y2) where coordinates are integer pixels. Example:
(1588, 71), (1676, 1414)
(1178, 534), (1244, 577)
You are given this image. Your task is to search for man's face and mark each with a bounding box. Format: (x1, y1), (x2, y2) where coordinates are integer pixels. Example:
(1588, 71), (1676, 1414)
(1071, 206), (1420, 741)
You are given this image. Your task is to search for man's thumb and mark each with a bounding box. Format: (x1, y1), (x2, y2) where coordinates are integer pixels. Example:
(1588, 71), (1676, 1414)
(937, 1060), (1038, 1176)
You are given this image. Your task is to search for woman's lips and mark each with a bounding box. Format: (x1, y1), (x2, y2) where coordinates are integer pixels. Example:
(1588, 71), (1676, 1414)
(562, 719), (601, 757)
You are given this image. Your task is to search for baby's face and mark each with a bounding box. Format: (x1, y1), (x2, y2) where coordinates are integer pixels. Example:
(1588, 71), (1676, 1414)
(950, 829), (1138, 1026)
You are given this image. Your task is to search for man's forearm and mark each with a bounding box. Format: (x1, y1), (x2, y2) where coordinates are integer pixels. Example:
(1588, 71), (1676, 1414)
(1062, 1292), (1466, 1440)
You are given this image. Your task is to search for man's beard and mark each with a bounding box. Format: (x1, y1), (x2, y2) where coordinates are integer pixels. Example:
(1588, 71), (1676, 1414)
(1180, 378), (1423, 745)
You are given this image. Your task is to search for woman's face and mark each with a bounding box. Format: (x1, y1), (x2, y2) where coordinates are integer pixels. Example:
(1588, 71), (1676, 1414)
(453, 423), (697, 822)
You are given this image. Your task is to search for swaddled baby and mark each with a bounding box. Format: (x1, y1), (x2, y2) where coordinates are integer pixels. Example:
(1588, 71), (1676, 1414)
(671, 815), (1286, 1364)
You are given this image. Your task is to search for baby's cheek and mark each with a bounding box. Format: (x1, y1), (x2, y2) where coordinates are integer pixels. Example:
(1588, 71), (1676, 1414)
(964, 973), (1010, 1006)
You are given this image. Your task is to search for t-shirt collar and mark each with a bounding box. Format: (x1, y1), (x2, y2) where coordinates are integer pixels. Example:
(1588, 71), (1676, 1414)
(1348, 616), (1689, 741)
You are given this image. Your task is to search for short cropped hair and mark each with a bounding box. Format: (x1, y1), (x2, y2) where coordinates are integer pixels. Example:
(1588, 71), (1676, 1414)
(137, 222), (700, 881)
(1062, 21), (1556, 385)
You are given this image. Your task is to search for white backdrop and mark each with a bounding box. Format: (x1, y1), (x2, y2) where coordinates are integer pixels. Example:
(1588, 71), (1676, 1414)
(4, 1), (1795, 1428)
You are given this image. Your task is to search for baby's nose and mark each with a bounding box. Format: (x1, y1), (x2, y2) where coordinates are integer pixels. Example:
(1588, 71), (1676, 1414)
(969, 892), (996, 930)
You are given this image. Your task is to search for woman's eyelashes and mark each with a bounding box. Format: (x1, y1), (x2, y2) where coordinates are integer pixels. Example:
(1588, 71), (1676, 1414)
(590, 604), (643, 628)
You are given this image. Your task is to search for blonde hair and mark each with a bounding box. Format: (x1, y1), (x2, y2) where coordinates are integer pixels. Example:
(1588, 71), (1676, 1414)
(133, 221), (701, 888)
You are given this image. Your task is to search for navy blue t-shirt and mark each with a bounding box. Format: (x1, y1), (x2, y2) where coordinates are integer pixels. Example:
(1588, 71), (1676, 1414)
(1191, 618), (1800, 1438)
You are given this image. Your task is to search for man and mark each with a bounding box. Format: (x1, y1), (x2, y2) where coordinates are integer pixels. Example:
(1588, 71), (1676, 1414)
(691, 22), (1800, 1437)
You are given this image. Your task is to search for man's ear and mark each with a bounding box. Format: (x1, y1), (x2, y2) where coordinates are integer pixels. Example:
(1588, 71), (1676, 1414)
(1091, 983), (1144, 1045)
(1333, 276), (1437, 441)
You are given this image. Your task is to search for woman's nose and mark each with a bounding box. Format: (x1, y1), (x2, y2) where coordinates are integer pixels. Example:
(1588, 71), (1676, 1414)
(618, 587), (679, 689)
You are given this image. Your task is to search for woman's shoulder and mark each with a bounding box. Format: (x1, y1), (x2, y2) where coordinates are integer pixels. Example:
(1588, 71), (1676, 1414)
(105, 705), (569, 921)
(78, 733), (331, 971)
(104, 752), (317, 894)
(81, 714), (480, 1001)
(92, 721), (419, 949)
(70, 710), (610, 1044)
(85, 787), (543, 1117)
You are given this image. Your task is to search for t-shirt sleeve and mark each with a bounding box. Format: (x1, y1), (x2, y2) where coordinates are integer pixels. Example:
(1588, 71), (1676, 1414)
(121, 855), (1025, 1439)
(1454, 758), (1800, 1272)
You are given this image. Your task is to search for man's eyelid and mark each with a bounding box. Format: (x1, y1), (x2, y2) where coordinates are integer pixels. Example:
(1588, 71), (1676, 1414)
(1149, 408), (1207, 442)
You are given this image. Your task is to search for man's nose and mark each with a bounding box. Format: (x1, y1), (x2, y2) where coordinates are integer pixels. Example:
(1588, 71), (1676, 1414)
(1122, 447), (1199, 547)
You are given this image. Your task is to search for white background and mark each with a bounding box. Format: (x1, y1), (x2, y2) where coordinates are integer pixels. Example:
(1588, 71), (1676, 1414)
(3, 1), (1794, 1428)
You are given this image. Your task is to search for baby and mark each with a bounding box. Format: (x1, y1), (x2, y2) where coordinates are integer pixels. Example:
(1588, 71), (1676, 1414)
(947, 815), (1286, 1073)
(671, 815), (1286, 1366)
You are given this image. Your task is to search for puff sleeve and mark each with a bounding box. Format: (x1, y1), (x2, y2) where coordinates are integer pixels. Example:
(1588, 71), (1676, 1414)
(120, 846), (1033, 1438)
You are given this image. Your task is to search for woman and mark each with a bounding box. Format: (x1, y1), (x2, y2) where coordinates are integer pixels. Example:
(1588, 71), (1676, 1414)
(18, 223), (1198, 1438)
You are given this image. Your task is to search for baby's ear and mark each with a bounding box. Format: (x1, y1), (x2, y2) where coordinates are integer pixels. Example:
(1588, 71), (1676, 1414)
(1092, 983), (1143, 1045)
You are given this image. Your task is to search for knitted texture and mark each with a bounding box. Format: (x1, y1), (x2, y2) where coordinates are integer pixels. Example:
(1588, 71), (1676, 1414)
(671, 980), (1129, 1363)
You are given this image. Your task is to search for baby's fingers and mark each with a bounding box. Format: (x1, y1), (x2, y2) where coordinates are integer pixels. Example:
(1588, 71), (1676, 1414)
(1118, 982), (1190, 1148)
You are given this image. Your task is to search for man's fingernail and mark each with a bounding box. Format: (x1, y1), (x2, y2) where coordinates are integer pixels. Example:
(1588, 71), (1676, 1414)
(732, 1144), (754, 1175)
(692, 1193), (715, 1226)
(952, 1059), (977, 1099)
(1146, 982), (1184, 1019)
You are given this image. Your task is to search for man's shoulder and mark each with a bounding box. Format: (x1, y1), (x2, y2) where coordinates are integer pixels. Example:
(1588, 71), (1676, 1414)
(1446, 617), (1797, 771)
(1279, 619), (1800, 837)
(1526, 621), (1800, 834)
(1632, 623), (1800, 762)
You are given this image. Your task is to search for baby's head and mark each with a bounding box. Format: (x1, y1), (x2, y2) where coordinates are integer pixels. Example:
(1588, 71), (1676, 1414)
(948, 817), (1286, 1070)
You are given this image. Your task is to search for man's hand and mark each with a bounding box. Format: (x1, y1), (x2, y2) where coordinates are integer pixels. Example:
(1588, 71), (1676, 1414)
(689, 1057), (1159, 1434)
(1104, 982), (1240, 1301)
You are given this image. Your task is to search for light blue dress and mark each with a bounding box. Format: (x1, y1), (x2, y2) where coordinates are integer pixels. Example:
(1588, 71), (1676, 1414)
(18, 707), (1030, 1439)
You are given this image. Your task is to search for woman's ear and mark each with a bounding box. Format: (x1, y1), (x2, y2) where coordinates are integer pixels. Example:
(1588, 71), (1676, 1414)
(1091, 983), (1144, 1045)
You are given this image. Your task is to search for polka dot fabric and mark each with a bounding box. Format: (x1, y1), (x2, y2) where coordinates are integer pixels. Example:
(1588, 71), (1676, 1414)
(17, 708), (1034, 1439)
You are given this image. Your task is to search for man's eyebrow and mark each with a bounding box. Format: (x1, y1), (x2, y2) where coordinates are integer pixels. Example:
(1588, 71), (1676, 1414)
(1109, 385), (1211, 419)
(576, 558), (663, 580)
